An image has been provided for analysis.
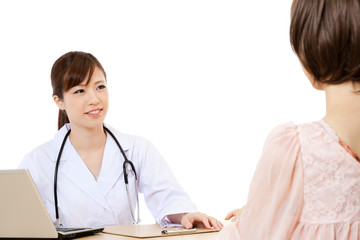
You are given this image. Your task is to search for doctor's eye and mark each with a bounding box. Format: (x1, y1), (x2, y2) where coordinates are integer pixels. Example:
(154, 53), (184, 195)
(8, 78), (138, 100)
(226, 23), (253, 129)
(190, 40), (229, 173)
(73, 89), (85, 94)
(97, 85), (107, 90)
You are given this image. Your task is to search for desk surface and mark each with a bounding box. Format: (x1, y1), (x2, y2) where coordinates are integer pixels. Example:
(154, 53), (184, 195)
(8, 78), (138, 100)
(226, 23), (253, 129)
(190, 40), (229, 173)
(81, 225), (219, 240)
(82, 232), (219, 240)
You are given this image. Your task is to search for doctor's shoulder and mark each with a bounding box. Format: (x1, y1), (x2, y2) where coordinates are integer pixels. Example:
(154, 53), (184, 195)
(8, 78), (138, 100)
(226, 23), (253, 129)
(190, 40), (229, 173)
(18, 127), (68, 173)
(108, 126), (159, 153)
(106, 125), (165, 165)
(17, 139), (55, 185)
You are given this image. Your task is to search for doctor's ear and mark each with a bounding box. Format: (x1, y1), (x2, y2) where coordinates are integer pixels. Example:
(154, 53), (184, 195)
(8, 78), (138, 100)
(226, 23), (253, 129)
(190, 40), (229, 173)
(53, 95), (65, 110)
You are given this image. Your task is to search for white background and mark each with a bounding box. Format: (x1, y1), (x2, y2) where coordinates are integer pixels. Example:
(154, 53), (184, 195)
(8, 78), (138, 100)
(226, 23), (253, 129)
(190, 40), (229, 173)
(0, 1), (324, 224)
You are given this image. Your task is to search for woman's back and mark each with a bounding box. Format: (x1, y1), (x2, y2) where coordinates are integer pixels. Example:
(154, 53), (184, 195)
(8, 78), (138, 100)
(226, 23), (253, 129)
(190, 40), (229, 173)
(221, 120), (360, 239)
(292, 120), (360, 238)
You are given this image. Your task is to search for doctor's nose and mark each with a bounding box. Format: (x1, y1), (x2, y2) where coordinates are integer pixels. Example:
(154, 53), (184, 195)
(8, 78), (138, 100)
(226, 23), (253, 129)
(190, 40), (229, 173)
(87, 90), (100, 105)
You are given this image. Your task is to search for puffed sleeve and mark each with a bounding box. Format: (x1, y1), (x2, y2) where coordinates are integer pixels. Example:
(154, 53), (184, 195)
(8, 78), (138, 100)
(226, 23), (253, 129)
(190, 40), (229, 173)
(220, 122), (304, 240)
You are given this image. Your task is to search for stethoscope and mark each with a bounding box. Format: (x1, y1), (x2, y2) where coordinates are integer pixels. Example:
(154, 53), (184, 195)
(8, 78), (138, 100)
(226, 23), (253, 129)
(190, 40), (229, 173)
(53, 125), (140, 226)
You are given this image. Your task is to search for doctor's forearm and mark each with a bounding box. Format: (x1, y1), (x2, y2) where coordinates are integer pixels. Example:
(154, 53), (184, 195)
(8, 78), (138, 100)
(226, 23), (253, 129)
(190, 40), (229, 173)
(167, 213), (187, 224)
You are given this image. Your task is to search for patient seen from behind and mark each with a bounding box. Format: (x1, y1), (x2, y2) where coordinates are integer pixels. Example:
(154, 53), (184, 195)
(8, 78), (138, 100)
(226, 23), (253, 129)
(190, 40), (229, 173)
(220, 0), (360, 239)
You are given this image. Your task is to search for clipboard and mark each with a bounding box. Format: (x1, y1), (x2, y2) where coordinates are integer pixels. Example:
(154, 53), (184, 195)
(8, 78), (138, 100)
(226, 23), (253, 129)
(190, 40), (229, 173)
(103, 224), (219, 238)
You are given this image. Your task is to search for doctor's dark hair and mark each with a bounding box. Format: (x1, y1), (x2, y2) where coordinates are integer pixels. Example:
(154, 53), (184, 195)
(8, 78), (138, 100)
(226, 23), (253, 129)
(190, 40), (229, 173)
(290, 0), (360, 84)
(51, 51), (107, 130)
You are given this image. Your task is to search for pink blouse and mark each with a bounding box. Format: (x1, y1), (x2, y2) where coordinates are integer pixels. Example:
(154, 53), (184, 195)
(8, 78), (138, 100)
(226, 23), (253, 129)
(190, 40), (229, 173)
(220, 121), (360, 239)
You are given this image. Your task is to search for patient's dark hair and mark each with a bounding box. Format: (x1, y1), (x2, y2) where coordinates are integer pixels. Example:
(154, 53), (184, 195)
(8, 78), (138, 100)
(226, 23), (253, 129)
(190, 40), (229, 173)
(51, 51), (107, 130)
(290, 0), (360, 84)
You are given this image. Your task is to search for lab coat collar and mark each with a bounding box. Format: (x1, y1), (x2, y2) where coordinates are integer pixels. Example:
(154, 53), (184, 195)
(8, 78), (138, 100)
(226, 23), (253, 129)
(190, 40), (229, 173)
(103, 123), (131, 152)
(50, 123), (131, 211)
(99, 123), (132, 197)
(50, 124), (72, 163)
(51, 123), (131, 162)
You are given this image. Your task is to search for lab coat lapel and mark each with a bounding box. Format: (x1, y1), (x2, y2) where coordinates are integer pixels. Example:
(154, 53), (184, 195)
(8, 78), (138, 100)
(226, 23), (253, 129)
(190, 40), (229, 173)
(99, 125), (131, 197)
(59, 140), (113, 212)
(51, 124), (131, 211)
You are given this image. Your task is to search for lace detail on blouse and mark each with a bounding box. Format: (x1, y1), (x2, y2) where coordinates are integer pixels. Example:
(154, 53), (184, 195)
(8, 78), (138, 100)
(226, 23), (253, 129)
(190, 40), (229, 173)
(298, 121), (360, 224)
(219, 121), (360, 239)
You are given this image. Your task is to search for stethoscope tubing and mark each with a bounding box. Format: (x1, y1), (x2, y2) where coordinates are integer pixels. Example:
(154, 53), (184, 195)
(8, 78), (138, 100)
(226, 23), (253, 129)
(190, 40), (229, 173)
(103, 126), (137, 184)
(54, 129), (71, 226)
(53, 125), (139, 226)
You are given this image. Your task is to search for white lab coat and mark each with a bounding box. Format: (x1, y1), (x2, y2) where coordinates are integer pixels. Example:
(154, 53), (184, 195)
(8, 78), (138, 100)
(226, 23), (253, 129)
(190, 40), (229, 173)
(19, 123), (197, 227)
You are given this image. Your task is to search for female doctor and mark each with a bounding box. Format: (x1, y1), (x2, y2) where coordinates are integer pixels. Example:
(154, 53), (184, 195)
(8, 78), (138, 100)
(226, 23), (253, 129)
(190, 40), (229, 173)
(19, 51), (223, 230)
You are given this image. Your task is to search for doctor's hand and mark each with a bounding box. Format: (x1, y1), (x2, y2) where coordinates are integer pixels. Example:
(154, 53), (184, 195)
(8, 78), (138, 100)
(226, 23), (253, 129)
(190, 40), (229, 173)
(224, 207), (244, 222)
(181, 212), (223, 230)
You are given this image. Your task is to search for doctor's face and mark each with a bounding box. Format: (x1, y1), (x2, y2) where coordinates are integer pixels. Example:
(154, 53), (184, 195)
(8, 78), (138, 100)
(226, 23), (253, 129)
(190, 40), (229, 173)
(54, 67), (109, 131)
